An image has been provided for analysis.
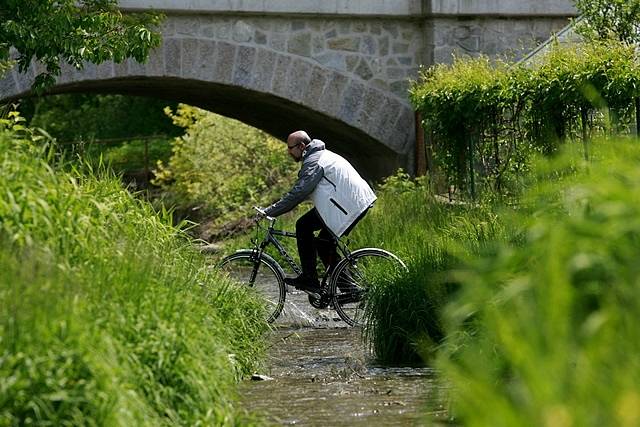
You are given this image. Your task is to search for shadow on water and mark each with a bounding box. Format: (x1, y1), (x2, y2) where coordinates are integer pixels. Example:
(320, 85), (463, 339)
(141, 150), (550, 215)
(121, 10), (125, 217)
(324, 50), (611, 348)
(239, 290), (450, 426)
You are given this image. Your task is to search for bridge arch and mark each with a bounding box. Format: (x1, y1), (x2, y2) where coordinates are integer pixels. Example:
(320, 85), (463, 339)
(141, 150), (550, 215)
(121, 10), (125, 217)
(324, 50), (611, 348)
(0, 35), (414, 179)
(1, 2), (578, 178)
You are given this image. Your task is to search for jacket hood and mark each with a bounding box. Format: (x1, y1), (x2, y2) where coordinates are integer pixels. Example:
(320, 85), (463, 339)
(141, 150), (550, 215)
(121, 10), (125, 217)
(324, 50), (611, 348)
(303, 139), (325, 158)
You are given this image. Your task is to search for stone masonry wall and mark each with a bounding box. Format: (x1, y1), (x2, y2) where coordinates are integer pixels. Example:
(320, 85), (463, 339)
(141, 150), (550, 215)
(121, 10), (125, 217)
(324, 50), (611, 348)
(428, 16), (572, 64)
(162, 13), (572, 106)
(163, 14), (425, 104)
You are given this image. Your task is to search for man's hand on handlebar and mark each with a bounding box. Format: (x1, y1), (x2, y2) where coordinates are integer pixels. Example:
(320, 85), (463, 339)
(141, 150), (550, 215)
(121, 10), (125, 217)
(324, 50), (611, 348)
(253, 206), (275, 222)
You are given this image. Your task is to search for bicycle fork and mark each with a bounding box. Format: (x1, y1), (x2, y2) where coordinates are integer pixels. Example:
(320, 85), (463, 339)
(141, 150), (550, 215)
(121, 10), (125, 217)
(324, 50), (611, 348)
(248, 245), (268, 285)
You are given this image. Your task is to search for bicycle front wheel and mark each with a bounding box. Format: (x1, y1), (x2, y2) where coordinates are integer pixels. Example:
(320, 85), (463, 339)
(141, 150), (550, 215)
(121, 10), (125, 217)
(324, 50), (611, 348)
(218, 251), (286, 323)
(330, 248), (407, 327)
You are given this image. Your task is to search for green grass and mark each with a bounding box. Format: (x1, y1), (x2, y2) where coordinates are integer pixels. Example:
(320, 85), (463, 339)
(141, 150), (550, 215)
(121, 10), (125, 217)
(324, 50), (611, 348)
(0, 128), (269, 425)
(344, 174), (506, 364)
(436, 141), (640, 426)
(350, 141), (640, 425)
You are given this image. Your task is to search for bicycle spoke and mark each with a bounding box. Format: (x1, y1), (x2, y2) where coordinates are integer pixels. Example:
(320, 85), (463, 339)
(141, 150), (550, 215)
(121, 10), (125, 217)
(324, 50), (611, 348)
(218, 252), (286, 323)
(331, 249), (406, 327)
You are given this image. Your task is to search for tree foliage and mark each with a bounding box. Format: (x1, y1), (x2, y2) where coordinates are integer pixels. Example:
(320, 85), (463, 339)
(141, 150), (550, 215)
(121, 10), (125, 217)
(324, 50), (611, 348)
(0, 0), (162, 91)
(574, 0), (640, 44)
(153, 105), (298, 230)
(23, 94), (181, 142)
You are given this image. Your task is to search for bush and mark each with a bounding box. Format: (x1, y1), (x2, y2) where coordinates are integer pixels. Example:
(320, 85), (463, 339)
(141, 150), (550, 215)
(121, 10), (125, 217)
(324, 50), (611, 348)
(153, 105), (297, 230)
(410, 41), (640, 199)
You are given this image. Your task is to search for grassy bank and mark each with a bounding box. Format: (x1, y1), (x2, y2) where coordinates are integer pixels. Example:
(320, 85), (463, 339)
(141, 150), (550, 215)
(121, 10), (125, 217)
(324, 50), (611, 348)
(437, 142), (640, 425)
(353, 141), (640, 425)
(0, 125), (269, 425)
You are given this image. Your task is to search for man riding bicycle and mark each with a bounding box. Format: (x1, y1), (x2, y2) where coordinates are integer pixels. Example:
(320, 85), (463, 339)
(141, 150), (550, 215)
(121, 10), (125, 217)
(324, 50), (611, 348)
(262, 130), (376, 295)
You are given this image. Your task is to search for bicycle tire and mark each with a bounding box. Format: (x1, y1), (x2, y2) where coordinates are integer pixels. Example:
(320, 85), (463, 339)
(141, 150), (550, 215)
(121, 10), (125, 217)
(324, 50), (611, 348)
(329, 248), (407, 327)
(218, 250), (286, 323)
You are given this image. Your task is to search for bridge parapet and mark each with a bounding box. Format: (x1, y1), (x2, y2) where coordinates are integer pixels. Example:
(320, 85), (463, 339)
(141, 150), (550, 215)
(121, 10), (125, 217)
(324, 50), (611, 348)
(119, 0), (575, 17)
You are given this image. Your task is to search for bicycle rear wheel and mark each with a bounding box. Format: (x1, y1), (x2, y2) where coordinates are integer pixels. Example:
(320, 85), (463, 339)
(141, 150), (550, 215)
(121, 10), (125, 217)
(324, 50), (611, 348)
(218, 251), (286, 323)
(330, 248), (407, 327)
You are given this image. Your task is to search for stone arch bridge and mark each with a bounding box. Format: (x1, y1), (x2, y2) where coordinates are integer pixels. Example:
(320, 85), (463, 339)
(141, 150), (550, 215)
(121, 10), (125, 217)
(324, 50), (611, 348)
(0, 0), (576, 178)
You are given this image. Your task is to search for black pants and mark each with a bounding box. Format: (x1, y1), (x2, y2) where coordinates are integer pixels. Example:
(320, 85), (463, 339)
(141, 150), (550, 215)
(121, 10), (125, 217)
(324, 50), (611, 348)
(295, 207), (367, 280)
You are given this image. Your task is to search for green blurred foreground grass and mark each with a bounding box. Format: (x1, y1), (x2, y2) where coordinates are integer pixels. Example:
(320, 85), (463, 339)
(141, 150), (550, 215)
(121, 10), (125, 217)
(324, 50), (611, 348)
(0, 127), (269, 425)
(439, 143), (640, 426)
(351, 142), (640, 425)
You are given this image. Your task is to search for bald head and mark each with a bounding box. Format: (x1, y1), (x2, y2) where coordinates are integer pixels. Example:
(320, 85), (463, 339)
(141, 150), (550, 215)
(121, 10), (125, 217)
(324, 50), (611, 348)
(287, 130), (311, 146)
(286, 130), (311, 162)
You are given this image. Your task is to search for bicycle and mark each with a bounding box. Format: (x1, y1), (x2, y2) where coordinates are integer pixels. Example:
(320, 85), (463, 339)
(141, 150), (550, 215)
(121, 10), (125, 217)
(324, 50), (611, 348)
(217, 207), (407, 326)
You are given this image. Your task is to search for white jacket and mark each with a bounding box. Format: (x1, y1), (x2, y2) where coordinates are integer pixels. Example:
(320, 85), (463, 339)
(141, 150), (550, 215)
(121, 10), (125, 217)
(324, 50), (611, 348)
(264, 139), (376, 237)
(310, 150), (376, 236)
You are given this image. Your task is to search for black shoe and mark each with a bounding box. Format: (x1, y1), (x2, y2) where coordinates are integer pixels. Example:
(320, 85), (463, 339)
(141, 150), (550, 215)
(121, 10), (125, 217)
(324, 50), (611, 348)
(284, 275), (321, 293)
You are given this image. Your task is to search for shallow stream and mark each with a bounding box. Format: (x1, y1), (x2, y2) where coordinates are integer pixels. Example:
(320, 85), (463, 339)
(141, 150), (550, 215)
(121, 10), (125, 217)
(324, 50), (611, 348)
(239, 290), (450, 426)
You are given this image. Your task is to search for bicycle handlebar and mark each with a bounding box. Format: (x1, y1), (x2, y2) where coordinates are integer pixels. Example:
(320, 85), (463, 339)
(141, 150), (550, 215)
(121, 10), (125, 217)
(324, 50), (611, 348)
(253, 206), (276, 223)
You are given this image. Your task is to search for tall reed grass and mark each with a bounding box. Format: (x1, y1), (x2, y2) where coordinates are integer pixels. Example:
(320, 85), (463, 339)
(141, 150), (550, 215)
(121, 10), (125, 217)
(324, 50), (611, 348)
(0, 128), (269, 425)
(348, 173), (507, 364)
(437, 141), (640, 426)
(354, 140), (640, 425)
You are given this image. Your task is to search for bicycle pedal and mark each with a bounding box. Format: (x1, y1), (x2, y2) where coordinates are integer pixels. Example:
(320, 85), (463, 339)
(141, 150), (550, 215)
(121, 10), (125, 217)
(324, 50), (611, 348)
(308, 292), (330, 309)
(300, 288), (323, 299)
(336, 290), (364, 304)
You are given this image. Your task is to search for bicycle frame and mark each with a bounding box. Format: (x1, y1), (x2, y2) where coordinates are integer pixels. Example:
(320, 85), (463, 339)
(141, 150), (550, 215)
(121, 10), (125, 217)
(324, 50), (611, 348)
(251, 218), (352, 284)
(255, 224), (302, 276)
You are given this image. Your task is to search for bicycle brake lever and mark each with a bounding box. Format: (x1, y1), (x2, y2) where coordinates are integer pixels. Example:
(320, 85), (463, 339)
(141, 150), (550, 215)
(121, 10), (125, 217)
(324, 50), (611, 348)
(253, 206), (275, 222)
